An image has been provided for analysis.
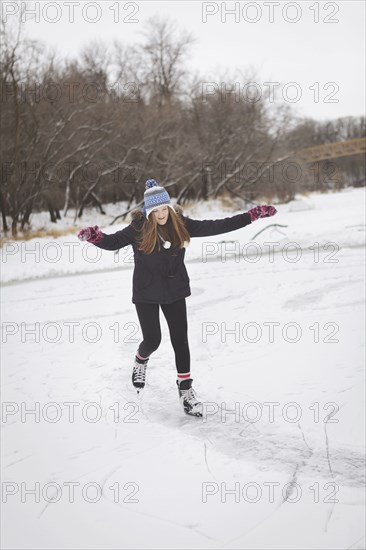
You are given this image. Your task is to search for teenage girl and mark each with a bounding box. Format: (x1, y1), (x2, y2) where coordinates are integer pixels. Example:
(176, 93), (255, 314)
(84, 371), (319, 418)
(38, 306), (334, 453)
(77, 179), (277, 416)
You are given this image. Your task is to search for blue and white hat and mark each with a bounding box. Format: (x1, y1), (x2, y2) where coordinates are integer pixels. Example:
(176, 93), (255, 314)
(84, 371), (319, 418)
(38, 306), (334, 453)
(143, 179), (175, 219)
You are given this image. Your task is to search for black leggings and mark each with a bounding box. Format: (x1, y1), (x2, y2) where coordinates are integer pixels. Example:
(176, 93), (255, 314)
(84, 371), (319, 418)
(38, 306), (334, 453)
(134, 298), (190, 375)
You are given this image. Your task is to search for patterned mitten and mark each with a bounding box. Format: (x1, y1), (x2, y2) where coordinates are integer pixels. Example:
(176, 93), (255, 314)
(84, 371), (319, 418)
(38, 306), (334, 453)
(77, 225), (105, 243)
(248, 205), (277, 222)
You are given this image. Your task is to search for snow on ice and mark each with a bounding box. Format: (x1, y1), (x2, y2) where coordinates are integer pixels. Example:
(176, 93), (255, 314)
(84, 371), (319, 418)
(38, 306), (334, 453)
(1, 188), (365, 549)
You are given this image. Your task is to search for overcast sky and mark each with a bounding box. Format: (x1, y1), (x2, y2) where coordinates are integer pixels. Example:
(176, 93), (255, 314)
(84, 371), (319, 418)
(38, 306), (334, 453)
(5, 0), (365, 121)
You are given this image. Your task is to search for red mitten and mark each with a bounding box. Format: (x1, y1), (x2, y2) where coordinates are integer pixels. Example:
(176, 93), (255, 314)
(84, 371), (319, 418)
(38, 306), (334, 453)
(77, 225), (105, 243)
(248, 205), (277, 222)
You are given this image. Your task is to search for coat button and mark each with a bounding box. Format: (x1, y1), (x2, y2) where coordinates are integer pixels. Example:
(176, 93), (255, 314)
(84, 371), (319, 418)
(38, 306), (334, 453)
(168, 275), (175, 278)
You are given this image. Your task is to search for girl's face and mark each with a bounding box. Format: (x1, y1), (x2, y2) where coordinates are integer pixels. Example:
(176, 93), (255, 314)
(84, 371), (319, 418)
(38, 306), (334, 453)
(152, 205), (169, 225)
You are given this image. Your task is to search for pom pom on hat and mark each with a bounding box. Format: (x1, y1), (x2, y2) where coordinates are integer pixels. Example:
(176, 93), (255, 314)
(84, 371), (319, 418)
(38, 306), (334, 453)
(145, 179), (159, 190)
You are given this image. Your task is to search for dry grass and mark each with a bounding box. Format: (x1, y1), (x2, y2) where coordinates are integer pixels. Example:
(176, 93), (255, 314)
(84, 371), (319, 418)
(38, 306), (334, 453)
(218, 190), (285, 207)
(0, 226), (79, 247)
(218, 193), (240, 209)
(183, 192), (245, 210)
(257, 193), (275, 203)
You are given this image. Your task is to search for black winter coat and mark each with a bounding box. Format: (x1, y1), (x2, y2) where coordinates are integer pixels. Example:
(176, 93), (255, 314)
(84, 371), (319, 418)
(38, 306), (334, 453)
(92, 210), (252, 304)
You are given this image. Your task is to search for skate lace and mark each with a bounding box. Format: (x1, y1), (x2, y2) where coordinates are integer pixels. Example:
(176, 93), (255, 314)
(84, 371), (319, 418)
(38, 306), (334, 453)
(181, 387), (200, 407)
(133, 363), (147, 384)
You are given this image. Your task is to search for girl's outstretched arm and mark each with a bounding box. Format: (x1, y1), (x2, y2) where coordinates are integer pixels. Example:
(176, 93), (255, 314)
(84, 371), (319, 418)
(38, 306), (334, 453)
(182, 205), (277, 238)
(77, 222), (138, 250)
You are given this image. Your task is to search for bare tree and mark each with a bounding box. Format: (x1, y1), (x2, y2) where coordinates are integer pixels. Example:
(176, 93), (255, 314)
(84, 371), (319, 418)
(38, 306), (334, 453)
(135, 16), (196, 107)
(1, 13), (364, 238)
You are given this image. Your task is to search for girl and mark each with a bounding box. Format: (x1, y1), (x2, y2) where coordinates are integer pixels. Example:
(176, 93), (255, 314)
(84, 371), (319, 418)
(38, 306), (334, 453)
(77, 179), (277, 417)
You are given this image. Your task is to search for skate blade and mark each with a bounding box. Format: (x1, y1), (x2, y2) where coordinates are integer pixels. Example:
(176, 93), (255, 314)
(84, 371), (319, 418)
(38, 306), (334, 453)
(132, 384), (145, 393)
(184, 409), (203, 418)
(135, 387), (145, 398)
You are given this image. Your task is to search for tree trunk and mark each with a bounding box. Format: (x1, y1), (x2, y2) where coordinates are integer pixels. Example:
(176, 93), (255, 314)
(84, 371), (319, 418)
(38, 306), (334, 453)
(11, 217), (18, 238)
(90, 191), (106, 214)
(0, 190), (9, 233)
(21, 202), (33, 230)
(47, 198), (58, 223)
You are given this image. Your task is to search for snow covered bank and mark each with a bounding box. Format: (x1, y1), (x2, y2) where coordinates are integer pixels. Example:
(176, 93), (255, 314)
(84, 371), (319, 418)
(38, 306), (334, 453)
(1, 187), (365, 285)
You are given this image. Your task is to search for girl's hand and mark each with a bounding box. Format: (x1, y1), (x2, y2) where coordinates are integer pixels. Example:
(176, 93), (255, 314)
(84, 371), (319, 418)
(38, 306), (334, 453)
(248, 205), (277, 222)
(77, 225), (105, 243)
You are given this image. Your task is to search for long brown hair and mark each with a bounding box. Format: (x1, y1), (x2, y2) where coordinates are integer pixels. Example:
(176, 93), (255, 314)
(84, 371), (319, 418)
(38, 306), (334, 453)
(130, 204), (191, 254)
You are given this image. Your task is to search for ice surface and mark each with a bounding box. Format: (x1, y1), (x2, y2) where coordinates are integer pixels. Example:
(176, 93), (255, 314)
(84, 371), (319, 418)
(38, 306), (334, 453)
(1, 188), (365, 549)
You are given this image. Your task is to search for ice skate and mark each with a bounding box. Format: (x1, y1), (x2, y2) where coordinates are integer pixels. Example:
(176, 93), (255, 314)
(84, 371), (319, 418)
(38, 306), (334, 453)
(132, 356), (148, 393)
(176, 378), (203, 417)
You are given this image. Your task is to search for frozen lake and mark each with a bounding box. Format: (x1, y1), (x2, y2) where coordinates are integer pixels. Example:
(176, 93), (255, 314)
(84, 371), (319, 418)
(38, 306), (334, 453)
(1, 218), (365, 549)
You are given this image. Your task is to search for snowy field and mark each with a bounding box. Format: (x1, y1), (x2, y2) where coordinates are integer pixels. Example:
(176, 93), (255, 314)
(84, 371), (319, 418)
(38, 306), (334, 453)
(1, 187), (365, 549)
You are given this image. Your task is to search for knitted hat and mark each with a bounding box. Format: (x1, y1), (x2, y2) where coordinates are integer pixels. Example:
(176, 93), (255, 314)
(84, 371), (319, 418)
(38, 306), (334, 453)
(143, 179), (175, 219)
